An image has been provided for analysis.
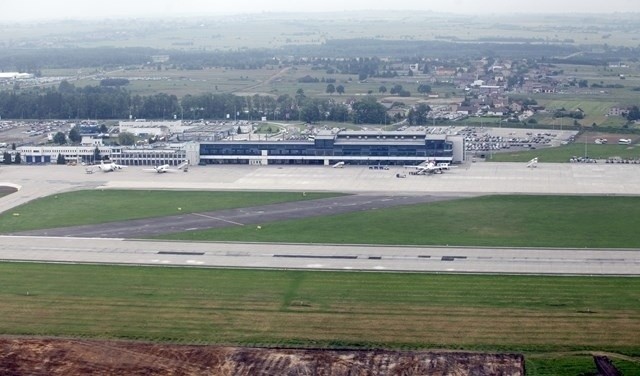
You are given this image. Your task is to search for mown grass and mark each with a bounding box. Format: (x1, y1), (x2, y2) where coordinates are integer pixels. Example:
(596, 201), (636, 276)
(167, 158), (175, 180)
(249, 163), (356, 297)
(0, 263), (638, 375)
(158, 195), (640, 248)
(0, 190), (342, 233)
(489, 143), (640, 162)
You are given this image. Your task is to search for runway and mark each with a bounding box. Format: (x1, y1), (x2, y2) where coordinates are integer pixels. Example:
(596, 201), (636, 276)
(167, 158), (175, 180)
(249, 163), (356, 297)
(1, 162), (640, 275)
(1, 236), (639, 275)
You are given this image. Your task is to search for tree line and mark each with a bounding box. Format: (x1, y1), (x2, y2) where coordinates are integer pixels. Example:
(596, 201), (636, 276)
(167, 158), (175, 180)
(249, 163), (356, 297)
(0, 82), (400, 125)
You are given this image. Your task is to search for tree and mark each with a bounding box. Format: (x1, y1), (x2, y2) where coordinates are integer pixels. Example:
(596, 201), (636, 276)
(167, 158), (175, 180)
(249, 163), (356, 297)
(11, 143), (16, 150)
(13, 152), (20, 164)
(118, 132), (136, 146)
(417, 84), (432, 95)
(301, 102), (321, 123)
(53, 132), (67, 145)
(351, 96), (387, 124)
(407, 103), (431, 125)
(627, 105), (640, 121)
(378, 86), (387, 94)
(56, 153), (66, 165)
(336, 85), (345, 95)
(93, 146), (101, 162)
(390, 84), (403, 95)
(326, 84), (335, 95)
(99, 124), (109, 134)
(68, 126), (81, 143)
(2, 152), (11, 165)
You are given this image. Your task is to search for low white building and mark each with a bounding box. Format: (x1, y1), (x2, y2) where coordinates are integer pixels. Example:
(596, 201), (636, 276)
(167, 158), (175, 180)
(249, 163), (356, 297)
(18, 142), (200, 166)
(18, 145), (114, 164)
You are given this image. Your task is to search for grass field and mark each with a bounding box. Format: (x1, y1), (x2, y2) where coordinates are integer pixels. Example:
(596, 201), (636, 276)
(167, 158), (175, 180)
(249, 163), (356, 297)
(2, 192), (639, 248)
(0, 190), (341, 233)
(490, 143), (640, 162)
(0, 262), (638, 375)
(157, 195), (640, 248)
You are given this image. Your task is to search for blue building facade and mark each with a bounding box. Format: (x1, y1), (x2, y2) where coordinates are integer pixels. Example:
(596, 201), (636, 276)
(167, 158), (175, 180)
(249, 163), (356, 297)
(199, 130), (464, 166)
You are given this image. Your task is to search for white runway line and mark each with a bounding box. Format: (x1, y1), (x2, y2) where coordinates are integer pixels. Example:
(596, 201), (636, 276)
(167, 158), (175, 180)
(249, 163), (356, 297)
(191, 212), (245, 226)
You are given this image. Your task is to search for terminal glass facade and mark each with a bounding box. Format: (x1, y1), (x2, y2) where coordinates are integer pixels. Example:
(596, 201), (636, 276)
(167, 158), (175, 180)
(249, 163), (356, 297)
(199, 132), (455, 165)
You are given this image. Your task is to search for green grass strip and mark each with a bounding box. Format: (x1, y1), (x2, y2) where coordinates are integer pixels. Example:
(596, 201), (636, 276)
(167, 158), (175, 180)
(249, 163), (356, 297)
(158, 195), (640, 248)
(0, 190), (342, 233)
(489, 144), (639, 162)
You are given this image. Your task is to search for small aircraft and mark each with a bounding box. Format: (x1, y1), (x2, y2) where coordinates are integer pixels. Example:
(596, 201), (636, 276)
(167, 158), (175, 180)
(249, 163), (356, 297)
(86, 160), (127, 173)
(407, 160), (451, 174)
(143, 160), (189, 173)
(526, 157), (539, 168)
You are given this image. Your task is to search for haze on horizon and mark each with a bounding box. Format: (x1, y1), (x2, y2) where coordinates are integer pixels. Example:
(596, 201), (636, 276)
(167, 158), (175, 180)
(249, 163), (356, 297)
(2, 0), (638, 22)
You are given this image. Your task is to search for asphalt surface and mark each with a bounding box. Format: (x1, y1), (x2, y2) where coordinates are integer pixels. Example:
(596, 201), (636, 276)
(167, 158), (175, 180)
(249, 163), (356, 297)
(1, 236), (638, 275)
(1, 162), (639, 275)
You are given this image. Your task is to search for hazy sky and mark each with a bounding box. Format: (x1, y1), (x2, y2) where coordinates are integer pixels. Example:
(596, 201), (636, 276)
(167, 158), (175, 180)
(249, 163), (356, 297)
(3, 0), (638, 21)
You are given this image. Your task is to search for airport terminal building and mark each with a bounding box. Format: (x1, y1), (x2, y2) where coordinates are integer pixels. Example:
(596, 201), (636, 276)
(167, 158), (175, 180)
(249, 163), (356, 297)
(199, 130), (464, 166)
(16, 130), (464, 167)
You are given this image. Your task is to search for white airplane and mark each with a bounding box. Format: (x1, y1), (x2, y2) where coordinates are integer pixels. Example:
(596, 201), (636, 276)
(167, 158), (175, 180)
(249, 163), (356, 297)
(143, 160), (189, 173)
(526, 157), (539, 168)
(86, 160), (127, 173)
(407, 160), (451, 174)
(332, 161), (345, 168)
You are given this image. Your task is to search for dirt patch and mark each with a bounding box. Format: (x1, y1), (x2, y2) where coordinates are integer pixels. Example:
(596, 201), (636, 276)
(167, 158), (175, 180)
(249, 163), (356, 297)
(0, 338), (525, 375)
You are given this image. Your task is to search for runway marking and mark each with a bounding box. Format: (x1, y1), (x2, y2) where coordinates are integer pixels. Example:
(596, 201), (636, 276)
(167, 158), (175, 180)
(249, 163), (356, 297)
(192, 213), (244, 226)
(158, 251), (204, 256)
(274, 254), (358, 259)
(307, 264), (324, 268)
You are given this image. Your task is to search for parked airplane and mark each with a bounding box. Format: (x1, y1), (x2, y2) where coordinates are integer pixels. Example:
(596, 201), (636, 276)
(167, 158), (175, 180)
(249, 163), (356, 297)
(143, 160), (189, 173)
(86, 160), (127, 173)
(526, 157), (539, 168)
(407, 160), (451, 174)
